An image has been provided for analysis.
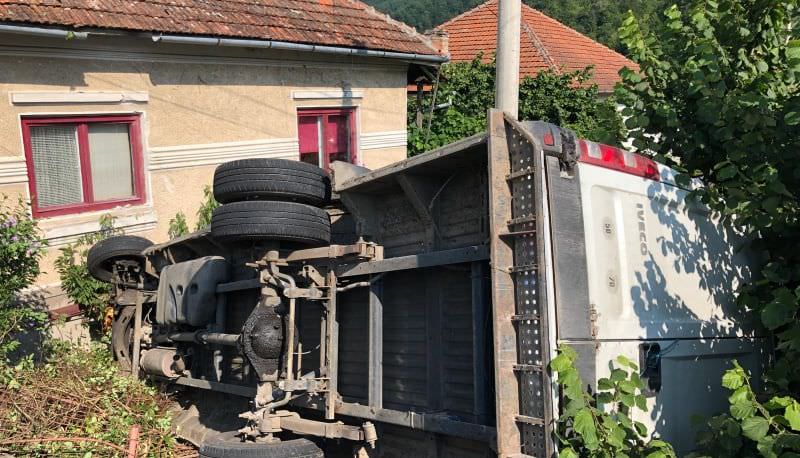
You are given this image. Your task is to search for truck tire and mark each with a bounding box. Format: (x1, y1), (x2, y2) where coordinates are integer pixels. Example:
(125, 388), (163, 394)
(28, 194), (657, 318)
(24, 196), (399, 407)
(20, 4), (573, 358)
(210, 201), (330, 246)
(213, 159), (330, 206)
(87, 235), (153, 282)
(111, 306), (135, 371)
(199, 437), (323, 458)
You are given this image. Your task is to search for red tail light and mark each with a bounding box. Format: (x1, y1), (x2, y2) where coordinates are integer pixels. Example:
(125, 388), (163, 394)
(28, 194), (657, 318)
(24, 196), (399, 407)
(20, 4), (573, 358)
(578, 140), (660, 181)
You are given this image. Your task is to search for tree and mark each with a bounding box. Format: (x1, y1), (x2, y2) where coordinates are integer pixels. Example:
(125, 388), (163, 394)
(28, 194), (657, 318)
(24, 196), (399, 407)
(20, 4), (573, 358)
(617, 2), (800, 452)
(409, 57), (624, 155)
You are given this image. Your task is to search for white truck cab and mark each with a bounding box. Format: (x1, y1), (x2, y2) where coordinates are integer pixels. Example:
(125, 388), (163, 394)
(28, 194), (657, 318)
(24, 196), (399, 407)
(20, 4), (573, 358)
(540, 125), (765, 454)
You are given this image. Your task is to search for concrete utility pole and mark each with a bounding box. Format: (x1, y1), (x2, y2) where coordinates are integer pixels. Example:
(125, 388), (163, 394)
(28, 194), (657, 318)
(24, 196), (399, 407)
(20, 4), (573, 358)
(495, 0), (521, 118)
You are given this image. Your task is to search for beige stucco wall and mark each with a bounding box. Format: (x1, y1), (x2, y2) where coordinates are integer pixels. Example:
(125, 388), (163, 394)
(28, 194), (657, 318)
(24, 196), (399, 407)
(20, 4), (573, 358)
(0, 34), (411, 297)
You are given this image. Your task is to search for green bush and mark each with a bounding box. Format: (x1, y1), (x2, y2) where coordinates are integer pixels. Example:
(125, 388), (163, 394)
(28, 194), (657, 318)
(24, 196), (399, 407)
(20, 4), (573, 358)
(690, 361), (800, 457)
(408, 56), (625, 155)
(195, 184), (219, 231)
(0, 196), (46, 305)
(550, 346), (676, 457)
(54, 215), (120, 334)
(168, 185), (219, 240)
(168, 211), (189, 239)
(616, 0), (800, 451)
(0, 196), (48, 361)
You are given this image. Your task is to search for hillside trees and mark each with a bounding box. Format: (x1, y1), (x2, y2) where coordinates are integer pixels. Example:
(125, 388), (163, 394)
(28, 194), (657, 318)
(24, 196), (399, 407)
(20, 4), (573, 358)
(364, 0), (679, 51)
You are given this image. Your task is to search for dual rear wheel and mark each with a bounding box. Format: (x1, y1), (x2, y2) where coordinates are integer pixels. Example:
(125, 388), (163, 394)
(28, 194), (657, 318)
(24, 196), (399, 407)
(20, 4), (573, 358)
(210, 159), (332, 246)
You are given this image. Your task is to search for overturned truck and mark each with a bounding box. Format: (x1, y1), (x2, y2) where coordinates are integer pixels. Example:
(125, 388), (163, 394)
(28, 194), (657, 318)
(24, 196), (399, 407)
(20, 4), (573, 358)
(90, 111), (765, 457)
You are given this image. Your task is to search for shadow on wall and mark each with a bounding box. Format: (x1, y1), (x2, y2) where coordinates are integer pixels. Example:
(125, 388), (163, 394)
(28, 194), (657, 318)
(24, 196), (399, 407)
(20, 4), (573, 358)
(626, 176), (765, 452)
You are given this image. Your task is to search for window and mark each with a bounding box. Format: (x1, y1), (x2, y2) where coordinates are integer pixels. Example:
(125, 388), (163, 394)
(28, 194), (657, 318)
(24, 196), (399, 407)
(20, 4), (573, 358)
(297, 108), (357, 168)
(21, 115), (145, 217)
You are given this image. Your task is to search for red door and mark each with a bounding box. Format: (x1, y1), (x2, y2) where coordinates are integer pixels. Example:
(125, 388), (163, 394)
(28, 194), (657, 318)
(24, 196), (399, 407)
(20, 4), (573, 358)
(297, 108), (356, 168)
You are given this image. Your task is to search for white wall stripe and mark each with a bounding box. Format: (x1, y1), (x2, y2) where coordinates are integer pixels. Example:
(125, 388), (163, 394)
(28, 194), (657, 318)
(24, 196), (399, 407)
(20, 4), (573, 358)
(0, 157), (28, 184)
(292, 90), (364, 100)
(43, 208), (157, 247)
(359, 130), (407, 150)
(10, 91), (149, 104)
(0, 133), (406, 182)
(149, 138), (299, 171)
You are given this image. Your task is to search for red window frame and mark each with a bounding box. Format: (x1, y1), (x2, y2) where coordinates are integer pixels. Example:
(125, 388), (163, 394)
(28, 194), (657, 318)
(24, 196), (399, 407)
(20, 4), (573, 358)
(21, 114), (146, 218)
(297, 107), (358, 169)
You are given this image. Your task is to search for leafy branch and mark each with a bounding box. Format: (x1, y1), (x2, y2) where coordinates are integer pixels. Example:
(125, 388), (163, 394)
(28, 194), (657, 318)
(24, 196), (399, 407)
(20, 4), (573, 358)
(550, 345), (675, 458)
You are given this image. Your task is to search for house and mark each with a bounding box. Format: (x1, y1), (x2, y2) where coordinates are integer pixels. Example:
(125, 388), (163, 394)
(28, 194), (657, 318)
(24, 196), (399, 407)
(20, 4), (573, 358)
(433, 0), (635, 93)
(0, 0), (445, 311)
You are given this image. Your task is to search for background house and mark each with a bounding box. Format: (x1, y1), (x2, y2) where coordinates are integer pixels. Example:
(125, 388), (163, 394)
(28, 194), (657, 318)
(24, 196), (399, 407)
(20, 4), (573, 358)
(434, 0), (635, 93)
(0, 0), (444, 311)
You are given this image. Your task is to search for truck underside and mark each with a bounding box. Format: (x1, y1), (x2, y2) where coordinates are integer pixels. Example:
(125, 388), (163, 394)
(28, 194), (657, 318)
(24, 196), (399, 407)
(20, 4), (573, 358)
(97, 110), (763, 457)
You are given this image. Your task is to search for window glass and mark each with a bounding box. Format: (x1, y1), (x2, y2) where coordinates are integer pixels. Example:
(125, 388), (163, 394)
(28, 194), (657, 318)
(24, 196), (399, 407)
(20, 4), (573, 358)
(297, 109), (355, 168)
(298, 115), (322, 167)
(325, 114), (350, 163)
(23, 115), (143, 217)
(88, 123), (134, 201)
(29, 125), (83, 207)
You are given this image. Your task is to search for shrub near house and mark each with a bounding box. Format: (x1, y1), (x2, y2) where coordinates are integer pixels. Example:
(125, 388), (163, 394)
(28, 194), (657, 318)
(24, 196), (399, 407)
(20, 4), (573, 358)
(0, 196), (47, 361)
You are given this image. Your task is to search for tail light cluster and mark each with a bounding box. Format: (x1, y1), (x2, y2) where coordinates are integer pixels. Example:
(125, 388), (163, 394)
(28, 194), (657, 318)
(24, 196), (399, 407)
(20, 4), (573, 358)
(578, 140), (660, 181)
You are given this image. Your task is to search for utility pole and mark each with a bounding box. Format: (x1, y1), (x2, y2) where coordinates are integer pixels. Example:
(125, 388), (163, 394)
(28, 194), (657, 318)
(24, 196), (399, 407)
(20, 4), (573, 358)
(495, 0), (521, 118)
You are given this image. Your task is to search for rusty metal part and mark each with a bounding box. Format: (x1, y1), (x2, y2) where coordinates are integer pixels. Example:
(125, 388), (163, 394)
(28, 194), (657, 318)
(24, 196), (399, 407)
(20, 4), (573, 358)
(282, 286), (325, 299)
(324, 269), (339, 420)
(293, 396), (496, 445)
(159, 375), (256, 397)
(241, 297), (284, 382)
(258, 411), (374, 443)
(277, 378), (325, 392)
(140, 348), (185, 378)
(168, 331), (240, 346)
(130, 284), (144, 377)
(285, 240), (382, 263)
(336, 273), (383, 292)
(301, 265), (325, 287)
(335, 245), (488, 277)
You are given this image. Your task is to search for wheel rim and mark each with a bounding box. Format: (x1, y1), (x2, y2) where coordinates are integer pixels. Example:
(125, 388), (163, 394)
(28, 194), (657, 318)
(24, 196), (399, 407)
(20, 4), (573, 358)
(112, 307), (135, 371)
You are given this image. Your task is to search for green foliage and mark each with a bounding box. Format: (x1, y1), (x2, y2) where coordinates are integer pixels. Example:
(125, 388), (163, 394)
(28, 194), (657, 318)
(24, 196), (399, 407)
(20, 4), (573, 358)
(54, 215), (120, 334)
(690, 361), (800, 457)
(0, 196), (48, 361)
(168, 185), (219, 239)
(408, 57), (624, 155)
(525, 0), (682, 52)
(616, 0), (800, 388)
(550, 346), (676, 457)
(168, 211), (189, 239)
(195, 185), (219, 231)
(0, 196), (46, 305)
(364, 0), (484, 33)
(618, 1), (800, 452)
(0, 342), (176, 456)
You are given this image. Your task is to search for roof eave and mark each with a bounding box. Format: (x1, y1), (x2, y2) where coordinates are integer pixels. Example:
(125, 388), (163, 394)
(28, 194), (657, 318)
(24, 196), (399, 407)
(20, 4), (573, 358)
(0, 22), (450, 66)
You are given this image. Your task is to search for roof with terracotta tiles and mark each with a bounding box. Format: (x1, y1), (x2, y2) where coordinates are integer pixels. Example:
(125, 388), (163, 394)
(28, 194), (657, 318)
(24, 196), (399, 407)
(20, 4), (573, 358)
(0, 0), (440, 56)
(435, 0), (636, 92)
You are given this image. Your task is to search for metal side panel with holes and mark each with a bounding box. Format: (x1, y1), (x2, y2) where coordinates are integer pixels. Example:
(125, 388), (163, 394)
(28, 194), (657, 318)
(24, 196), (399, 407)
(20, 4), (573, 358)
(487, 110), (554, 457)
